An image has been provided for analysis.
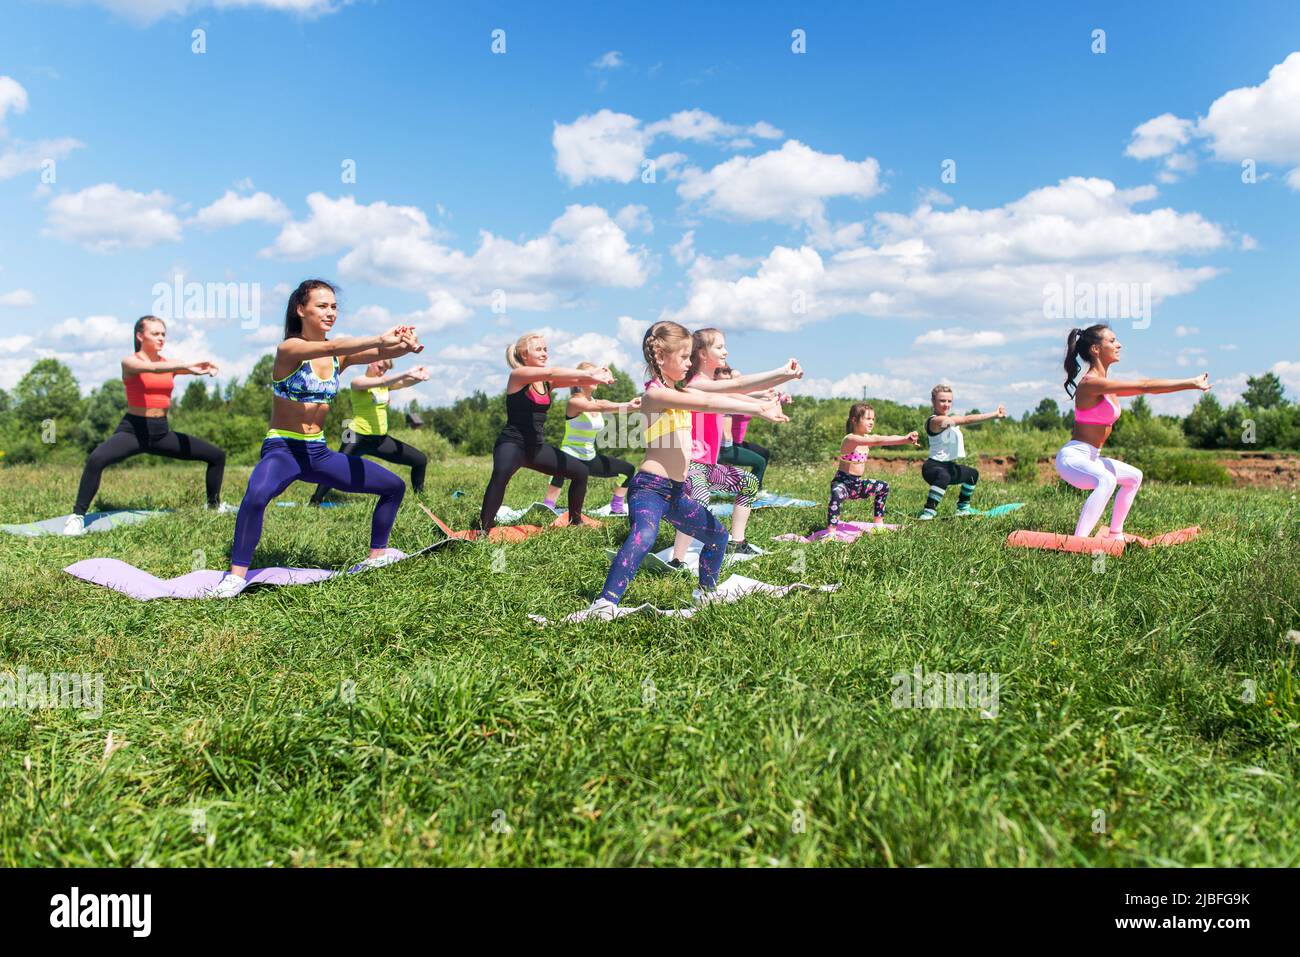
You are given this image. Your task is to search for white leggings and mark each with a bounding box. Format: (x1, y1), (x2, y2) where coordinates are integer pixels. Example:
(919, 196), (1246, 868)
(1054, 440), (1144, 537)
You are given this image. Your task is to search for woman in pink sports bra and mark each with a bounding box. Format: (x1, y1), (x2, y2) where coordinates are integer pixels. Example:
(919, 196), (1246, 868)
(1055, 324), (1211, 540)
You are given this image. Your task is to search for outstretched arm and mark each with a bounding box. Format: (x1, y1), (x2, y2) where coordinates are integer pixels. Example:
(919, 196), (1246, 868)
(566, 393), (642, 414)
(844, 431), (920, 448)
(934, 405), (1006, 429)
(1082, 372), (1210, 398)
(507, 365), (615, 391)
(643, 386), (789, 421)
(283, 327), (422, 373)
(690, 359), (803, 394)
(122, 356), (218, 376)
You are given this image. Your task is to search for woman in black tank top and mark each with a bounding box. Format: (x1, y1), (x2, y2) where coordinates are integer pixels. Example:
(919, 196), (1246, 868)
(475, 333), (614, 533)
(500, 380), (553, 451)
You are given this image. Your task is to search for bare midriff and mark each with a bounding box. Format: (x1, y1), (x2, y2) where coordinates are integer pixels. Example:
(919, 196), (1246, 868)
(126, 406), (167, 418)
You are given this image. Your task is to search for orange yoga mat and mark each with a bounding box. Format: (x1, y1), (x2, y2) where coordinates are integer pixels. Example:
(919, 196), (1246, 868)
(1006, 526), (1200, 555)
(418, 503), (598, 542)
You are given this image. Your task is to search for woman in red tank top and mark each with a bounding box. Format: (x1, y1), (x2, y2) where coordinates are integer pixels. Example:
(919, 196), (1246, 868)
(64, 316), (229, 535)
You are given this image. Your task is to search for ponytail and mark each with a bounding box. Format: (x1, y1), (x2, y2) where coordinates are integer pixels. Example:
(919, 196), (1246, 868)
(506, 333), (544, 369)
(1063, 323), (1108, 398)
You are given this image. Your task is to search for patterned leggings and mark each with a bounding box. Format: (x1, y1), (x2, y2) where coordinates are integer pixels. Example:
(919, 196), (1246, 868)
(827, 470), (890, 526)
(686, 460), (759, 509)
(600, 472), (728, 604)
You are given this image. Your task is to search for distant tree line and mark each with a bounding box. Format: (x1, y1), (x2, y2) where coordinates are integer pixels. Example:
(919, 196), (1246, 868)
(0, 359), (1294, 469)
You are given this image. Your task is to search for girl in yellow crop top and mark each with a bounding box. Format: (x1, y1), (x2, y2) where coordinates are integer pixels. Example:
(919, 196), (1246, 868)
(585, 321), (794, 617)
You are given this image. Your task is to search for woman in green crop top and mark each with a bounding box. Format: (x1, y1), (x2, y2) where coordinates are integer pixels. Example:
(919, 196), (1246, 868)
(310, 359), (432, 505)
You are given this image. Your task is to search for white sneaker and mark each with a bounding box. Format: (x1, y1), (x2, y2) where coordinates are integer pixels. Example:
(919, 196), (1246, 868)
(691, 587), (720, 607)
(353, 551), (404, 573)
(207, 574), (246, 599)
(584, 598), (620, 621)
(207, 501), (239, 515)
(62, 514), (86, 536)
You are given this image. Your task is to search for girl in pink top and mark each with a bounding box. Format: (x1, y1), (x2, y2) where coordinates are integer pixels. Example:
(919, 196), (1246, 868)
(669, 328), (804, 562)
(1055, 324), (1211, 540)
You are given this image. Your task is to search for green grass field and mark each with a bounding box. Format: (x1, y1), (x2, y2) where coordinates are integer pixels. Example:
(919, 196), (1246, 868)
(1, 452), (1297, 866)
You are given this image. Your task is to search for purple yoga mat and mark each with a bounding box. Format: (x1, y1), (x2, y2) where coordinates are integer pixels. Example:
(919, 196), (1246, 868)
(64, 539), (466, 601)
(64, 558), (337, 600)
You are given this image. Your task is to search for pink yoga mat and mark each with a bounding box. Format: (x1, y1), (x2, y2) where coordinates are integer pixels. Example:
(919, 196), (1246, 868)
(773, 521), (901, 544)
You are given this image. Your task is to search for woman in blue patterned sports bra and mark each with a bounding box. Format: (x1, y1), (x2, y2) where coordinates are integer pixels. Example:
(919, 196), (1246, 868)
(209, 279), (425, 598)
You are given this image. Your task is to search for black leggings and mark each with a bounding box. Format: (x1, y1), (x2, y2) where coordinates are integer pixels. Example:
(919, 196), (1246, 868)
(74, 414), (226, 515)
(478, 440), (589, 529)
(310, 434), (428, 503)
(548, 452), (635, 491)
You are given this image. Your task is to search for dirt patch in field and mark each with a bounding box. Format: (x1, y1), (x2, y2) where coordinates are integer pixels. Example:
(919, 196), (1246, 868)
(867, 452), (1300, 488)
(1215, 452), (1300, 489)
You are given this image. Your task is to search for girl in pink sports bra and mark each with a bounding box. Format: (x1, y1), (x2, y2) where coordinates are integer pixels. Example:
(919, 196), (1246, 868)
(827, 403), (919, 527)
(1055, 324), (1211, 540)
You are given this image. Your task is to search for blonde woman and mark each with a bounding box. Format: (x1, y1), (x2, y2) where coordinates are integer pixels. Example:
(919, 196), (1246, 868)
(476, 333), (614, 532)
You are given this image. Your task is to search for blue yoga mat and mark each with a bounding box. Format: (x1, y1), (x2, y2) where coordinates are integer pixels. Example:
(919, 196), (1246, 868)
(1, 510), (169, 538)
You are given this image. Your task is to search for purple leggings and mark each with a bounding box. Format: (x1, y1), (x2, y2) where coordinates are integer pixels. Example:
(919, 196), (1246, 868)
(230, 437), (405, 567)
(600, 472), (728, 604)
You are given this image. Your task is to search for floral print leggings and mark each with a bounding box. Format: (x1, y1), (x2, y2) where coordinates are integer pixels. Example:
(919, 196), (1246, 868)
(827, 470), (890, 526)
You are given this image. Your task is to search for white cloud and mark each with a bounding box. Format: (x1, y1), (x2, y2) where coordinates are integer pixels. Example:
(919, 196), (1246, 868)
(0, 76), (29, 126)
(592, 51), (623, 69)
(193, 189), (290, 229)
(1175, 324), (1199, 337)
(0, 137), (85, 181)
(49, 315), (134, 351)
(676, 140), (882, 232)
(553, 110), (648, 186)
(70, 0), (352, 27)
(670, 230), (696, 266)
(914, 328), (1007, 348)
(552, 108), (784, 186)
(0, 75), (84, 180)
(260, 192), (438, 260)
(1125, 113), (1194, 160)
(614, 203), (652, 234)
(790, 370), (922, 405)
(645, 108), (783, 144)
(350, 290), (475, 335)
(616, 315), (649, 348)
(1271, 359), (1300, 397)
(669, 177), (1229, 334)
(0, 289), (35, 307)
(263, 195), (649, 313)
(1127, 53), (1300, 189)
(45, 183), (183, 252)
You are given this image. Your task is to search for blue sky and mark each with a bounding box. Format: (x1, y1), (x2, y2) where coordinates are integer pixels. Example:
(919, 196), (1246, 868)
(1, 0), (1297, 414)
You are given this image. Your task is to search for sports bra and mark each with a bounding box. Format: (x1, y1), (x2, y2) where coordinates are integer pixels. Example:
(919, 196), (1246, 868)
(1074, 380), (1121, 426)
(646, 408), (691, 444)
(272, 356), (340, 404)
(124, 368), (175, 410)
(501, 383), (551, 448)
(839, 435), (869, 463)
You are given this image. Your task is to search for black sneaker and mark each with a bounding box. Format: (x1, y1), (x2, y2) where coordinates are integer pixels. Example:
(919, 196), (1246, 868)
(665, 558), (689, 572)
(727, 540), (760, 556)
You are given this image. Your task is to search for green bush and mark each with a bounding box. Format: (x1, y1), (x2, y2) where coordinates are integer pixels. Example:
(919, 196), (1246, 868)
(1006, 445), (1039, 484)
